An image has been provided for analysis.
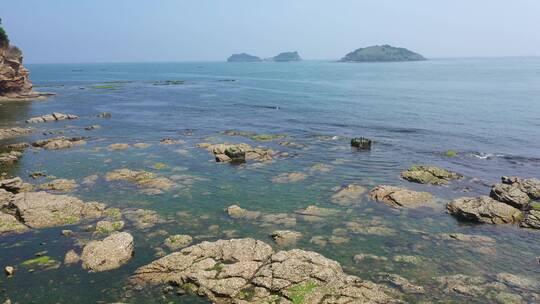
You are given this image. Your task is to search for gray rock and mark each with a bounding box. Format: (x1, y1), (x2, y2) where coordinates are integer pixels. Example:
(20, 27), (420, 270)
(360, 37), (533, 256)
(8, 192), (106, 228)
(490, 176), (540, 209)
(81, 232), (134, 272)
(446, 196), (523, 224)
(131, 238), (398, 304)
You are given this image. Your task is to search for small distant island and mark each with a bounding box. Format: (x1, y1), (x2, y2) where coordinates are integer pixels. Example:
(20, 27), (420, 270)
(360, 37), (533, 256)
(340, 45), (425, 62)
(227, 53), (262, 62)
(271, 51), (302, 62)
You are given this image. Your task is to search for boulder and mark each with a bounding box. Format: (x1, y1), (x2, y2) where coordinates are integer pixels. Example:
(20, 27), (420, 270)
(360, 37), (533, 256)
(198, 143), (275, 163)
(64, 250), (80, 264)
(490, 176), (540, 209)
(0, 177), (26, 193)
(446, 196), (523, 224)
(130, 238), (397, 304)
(0, 151), (22, 165)
(95, 220), (125, 234)
(368, 185), (435, 208)
(350, 137), (372, 149)
(7, 191), (106, 228)
(226, 205), (261, 220)
(520, 209), (540, 229)
(81, 232), (134, 272)
(401, 165), (461, 185)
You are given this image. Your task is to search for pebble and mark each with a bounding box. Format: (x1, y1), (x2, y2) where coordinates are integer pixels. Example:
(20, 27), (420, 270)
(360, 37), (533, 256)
(4, 266), (14, 276)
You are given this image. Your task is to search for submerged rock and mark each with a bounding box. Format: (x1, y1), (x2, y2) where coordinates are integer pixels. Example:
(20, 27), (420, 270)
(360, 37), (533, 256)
(26, 112), (78, 123)
(37, 178), (78, 192)
(446, 196), (523, 224)
(123, 208), (162, 229)
(331, 184), (366, 206)
(490, 176), (540, 209)
(271, 172), (307, 183)
(401, 165), (461, 185)
(105, 169), (174, 192)
(164, 234), (193, 251)
(226, 204), (261, 220)
(64, 250), (80, 265)
(271, 230), (302, 246)
(294, 205), (338, 222)
(377, 273), (425, 294)
(130, 238), (398, 304)
(81, 232), (134, 272)
(368, 185), (435, 208)
(107, 143), (130, 151)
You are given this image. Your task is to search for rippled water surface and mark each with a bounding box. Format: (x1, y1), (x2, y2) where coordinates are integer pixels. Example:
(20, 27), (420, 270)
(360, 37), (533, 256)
(1, 58), (540, 303)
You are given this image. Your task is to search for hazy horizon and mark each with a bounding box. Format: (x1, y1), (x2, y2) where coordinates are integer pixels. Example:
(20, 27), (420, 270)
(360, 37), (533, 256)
(3, 0), (540, 64)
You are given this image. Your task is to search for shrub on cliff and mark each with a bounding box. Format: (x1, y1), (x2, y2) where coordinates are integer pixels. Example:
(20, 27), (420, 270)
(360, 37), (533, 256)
(0, 26), (9, 49)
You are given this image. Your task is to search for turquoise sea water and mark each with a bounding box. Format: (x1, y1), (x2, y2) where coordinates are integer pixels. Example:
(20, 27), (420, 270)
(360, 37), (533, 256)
(1, 58), (540, 303)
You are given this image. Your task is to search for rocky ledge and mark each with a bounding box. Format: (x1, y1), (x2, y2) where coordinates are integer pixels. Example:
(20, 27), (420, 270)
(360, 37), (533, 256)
(197, 143), (275, 163)
(0, 34), (53, 101)
(447, 176), (540, 229)
(130, 238), (398, 304)
(0, 177), (112, 233)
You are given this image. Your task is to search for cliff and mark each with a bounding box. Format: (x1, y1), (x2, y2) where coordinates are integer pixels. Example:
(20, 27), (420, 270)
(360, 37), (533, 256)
(227, 53), (262, 62)
(272, 51), (302, 62)
(0, 27), (51, 101)
(340, 45), (425, 62)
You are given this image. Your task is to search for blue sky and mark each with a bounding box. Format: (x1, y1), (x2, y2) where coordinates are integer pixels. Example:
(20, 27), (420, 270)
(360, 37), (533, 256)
(3, 0), (540, 63)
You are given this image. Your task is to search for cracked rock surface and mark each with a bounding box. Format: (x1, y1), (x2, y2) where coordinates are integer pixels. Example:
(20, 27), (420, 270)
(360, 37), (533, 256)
(131, 238), (398, 304)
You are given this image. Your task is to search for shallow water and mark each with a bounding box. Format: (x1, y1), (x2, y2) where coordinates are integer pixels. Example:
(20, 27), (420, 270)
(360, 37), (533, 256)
(1, 58), (540, 303)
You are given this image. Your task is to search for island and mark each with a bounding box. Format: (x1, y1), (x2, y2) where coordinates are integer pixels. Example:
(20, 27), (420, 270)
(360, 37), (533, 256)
(227, 53), (262, 62)
(271, 51), (302, 62)
(340, 45), (425, 62)
(0, 25), (52, 101)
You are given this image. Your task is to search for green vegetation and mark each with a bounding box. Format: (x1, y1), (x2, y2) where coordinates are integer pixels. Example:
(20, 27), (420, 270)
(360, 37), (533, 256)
(208, 262), (224, 273)
(287, 281), (318, 304)
(0, 26), (9, 49)
(104, 208), (122, 219)
(21, 256), (58, 267)
(444, 150), (458, 157)
(181, 283), (198, 293)
(530, 202), (540, 211)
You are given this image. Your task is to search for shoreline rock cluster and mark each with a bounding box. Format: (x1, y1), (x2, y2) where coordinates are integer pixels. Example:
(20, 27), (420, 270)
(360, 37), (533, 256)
(130, 238), (398, 304)
(25, 112), (79, 123)
(197, 143), (275, 163)
(447, 176), (540, 228)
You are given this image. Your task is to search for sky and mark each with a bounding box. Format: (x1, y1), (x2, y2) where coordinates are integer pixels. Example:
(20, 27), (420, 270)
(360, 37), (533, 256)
(2, 0), (540, 63)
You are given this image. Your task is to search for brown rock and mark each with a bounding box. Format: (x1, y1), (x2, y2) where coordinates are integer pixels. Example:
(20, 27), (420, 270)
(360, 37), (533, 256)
(368, 185), (435, 208)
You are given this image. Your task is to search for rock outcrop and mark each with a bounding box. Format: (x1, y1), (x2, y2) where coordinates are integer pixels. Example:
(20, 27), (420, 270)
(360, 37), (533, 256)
(81, 232), (134, 272)
(130, 238), (397, 304)
(25, 113), (79, 123)
(0, 29), (51, 101)
(32, 137), (87, 150)
(0, 127), (32, 140)
(197, 143), (275, 163)
(340, 45), (425, 62)
(490, 176), (540, 209)
(446, 196), (523, 224)
(401, 166), (462, 185)
(368, 185), (435, 208)
(227, 53), (262, 62)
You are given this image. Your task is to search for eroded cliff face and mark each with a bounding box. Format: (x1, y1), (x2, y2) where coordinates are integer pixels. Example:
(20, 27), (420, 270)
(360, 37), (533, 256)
(0, 45), (50, 101)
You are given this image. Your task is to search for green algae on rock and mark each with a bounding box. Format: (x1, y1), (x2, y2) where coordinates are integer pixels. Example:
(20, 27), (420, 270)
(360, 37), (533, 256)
(401, 165), (462, 185)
